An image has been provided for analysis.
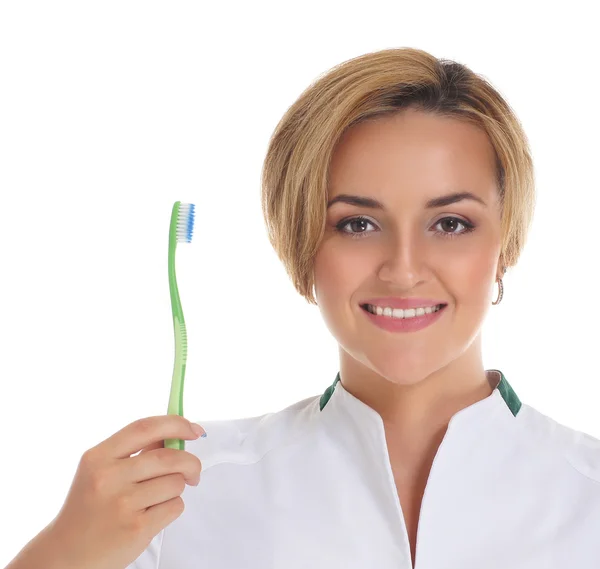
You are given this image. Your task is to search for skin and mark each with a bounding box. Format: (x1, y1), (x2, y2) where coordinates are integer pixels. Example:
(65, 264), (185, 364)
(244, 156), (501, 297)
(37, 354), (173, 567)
(312, 107), (505, 564)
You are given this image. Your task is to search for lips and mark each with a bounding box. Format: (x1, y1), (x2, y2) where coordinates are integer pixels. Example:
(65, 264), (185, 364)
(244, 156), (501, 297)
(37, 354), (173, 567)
(360, 301), (447, 333)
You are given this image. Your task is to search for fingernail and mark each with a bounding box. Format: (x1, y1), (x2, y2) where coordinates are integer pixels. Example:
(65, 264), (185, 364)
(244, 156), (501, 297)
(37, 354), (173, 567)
(191, 423), (205, 437)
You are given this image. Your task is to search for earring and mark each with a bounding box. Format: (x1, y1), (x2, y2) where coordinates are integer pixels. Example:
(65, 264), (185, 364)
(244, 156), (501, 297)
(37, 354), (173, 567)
(492, 277), (504, 305)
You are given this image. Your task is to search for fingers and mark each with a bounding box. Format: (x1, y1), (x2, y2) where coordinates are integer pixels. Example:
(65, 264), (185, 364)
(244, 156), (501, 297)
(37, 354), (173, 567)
(124, 447), (203, 486)
(128, 473), (192, 512)
(92, 415), (205, 459)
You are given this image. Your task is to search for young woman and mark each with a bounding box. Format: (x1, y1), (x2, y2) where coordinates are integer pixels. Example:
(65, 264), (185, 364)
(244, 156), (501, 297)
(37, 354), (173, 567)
(7, 47), (600, 569)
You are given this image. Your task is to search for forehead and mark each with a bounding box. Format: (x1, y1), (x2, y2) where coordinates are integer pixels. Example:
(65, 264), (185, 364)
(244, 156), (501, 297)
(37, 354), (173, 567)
(329, 109), (498, 204)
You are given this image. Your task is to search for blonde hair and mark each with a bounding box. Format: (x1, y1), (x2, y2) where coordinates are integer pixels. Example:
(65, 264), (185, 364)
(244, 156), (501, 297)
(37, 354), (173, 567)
(260, 47), (536, 305)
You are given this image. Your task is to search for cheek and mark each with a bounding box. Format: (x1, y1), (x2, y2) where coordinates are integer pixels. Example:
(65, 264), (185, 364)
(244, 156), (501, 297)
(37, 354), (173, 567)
(314, 244), (370, 300)
(313, 246), (364, 345)
(449, 247), (498, 306)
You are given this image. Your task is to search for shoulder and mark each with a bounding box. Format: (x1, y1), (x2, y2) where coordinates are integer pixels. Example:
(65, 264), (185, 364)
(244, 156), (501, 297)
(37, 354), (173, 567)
(518, 402), (600, 485)
(184, 393), (321, 472)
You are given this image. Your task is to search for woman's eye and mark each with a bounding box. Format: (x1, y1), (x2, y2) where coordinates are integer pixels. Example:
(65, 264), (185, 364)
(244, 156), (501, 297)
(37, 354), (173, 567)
(435, 217), (468, 234)
(335, 216), (374, 236)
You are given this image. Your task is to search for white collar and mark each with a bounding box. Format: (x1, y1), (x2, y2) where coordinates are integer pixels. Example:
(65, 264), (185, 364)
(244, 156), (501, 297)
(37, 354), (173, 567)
(318, 369), (522, 462)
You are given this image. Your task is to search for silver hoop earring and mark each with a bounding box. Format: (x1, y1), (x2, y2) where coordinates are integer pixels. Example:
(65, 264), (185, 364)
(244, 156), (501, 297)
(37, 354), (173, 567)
(492, 277), (504, 305)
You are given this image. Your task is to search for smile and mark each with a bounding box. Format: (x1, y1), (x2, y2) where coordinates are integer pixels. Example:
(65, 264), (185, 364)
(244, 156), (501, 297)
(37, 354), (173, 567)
(362, 303), (445, 319)
(360, 303), (447, 333)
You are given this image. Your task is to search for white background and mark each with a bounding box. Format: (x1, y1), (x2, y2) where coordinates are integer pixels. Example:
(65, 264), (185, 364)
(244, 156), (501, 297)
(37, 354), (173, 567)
(1, 1), (598, 565)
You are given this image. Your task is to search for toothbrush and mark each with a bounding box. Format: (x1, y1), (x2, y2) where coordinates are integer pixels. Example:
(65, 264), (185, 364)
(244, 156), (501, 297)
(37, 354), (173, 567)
(164, 201), (195, 450)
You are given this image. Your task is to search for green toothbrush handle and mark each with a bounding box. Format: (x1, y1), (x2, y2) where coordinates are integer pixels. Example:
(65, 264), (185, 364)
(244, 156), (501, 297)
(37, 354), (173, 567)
(164, 202), (188, 451)
(164, 315), (187, 450)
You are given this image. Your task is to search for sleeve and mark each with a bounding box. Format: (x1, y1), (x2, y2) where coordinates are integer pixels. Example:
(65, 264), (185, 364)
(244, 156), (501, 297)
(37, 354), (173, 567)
(125, 529), (164, 569)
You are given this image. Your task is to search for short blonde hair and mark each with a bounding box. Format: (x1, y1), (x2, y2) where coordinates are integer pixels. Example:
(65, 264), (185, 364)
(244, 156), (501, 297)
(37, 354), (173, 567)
(260, 47), (536, 305)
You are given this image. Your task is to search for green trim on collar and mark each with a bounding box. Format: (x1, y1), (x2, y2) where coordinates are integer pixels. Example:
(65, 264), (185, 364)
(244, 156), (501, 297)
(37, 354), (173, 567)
(492, 368), (522, 417)
(320, 369), (522, 416)
(319, 372), (341, 411)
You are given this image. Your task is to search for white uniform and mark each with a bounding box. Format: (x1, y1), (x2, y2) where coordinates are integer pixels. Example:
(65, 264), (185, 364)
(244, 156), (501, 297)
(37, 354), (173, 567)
(128, 369), (600, 568)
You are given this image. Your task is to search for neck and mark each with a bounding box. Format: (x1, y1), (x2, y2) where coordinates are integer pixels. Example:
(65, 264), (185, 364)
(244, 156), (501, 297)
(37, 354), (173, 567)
(338, 343), (495, 472)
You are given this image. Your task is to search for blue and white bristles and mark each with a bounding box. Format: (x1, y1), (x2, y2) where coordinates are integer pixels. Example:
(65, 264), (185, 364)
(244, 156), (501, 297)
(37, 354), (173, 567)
(177, 203), (195, 243)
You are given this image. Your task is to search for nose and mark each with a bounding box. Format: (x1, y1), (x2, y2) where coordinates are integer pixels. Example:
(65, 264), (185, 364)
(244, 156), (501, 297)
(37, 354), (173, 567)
(377, 232), (428, 288)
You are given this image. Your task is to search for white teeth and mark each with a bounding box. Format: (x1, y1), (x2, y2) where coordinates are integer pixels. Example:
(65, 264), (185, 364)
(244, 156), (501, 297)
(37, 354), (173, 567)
(366, 304), (444, 319)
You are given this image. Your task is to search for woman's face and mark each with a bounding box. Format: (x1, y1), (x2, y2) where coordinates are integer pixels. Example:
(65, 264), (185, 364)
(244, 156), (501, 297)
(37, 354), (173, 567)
(313, 108), (504, 385)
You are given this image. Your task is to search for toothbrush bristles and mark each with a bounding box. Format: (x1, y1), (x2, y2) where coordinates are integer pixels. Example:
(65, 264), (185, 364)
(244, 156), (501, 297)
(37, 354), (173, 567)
(177, 203), (195, 243)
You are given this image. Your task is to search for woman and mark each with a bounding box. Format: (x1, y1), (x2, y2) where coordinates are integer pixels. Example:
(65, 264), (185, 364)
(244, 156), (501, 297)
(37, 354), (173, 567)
(7, 47), (600, 569)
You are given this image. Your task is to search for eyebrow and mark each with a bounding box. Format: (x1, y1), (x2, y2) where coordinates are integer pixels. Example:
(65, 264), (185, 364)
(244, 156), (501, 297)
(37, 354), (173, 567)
(326, 191), (487, 210)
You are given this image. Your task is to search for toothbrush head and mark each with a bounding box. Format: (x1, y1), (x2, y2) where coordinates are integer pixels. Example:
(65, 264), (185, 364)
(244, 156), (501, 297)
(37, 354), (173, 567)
(175, 202), (195, 243)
